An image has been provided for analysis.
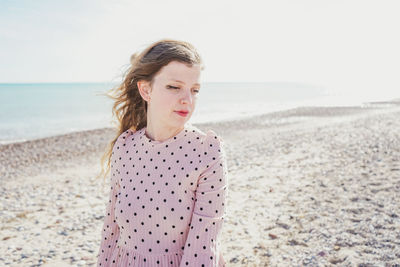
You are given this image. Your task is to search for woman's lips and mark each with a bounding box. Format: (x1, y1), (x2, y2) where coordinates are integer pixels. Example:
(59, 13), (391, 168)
(175, 111), (188, 117)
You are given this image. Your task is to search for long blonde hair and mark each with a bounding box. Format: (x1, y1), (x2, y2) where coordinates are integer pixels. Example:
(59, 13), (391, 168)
(97, 39), (204, 181)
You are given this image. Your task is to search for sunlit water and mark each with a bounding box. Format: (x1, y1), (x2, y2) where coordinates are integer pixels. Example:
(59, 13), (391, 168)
(0, 82), (398, 144)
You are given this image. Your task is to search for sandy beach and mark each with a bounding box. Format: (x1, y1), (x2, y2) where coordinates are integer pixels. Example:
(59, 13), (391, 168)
(1, 100), (400, 266)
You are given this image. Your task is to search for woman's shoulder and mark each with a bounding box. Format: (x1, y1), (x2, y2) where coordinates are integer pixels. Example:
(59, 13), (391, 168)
(186, 124), (224, 152)
(185, 124), (220, 141)
(114, 127), (141, 146)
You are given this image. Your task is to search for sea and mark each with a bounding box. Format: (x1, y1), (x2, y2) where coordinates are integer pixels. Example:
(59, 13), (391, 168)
(0, 82), (397, 145)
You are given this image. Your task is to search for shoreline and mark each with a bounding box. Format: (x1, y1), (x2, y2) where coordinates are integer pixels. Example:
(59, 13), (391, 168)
(1, 99), (400, 182)
(2, 96), (400, 147)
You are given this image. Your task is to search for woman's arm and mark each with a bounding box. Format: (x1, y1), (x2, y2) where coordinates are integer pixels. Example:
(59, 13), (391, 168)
(96, 131), (131, 266)
(96, 171), (120, 266)
(180, 130), (229, 267)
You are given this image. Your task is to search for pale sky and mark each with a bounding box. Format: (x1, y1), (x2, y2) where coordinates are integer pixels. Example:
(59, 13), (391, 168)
(1, 0), (399, 98)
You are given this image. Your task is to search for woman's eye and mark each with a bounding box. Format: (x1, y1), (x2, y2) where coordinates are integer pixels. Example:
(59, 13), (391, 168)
(167, 85), (199, 94)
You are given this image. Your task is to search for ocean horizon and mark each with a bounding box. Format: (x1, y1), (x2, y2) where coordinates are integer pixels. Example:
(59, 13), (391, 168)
(1, 82), (398, 145)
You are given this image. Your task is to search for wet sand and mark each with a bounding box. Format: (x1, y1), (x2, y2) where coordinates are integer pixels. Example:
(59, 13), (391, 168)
(1, 100), (400, 266)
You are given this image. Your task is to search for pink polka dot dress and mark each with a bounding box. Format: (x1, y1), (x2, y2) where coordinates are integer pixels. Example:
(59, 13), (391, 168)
(96, 123), (228, 267)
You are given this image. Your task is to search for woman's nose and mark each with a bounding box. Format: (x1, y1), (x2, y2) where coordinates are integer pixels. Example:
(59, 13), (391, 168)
(181, 90), (193, 104)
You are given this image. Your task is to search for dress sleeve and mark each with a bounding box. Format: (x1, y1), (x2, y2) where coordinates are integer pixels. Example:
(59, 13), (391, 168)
(96, 130), (130, 266)
(180, 130), (229, 267)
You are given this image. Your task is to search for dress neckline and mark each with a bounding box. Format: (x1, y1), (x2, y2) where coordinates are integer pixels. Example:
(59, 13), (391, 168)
(140, 124), (191, 147)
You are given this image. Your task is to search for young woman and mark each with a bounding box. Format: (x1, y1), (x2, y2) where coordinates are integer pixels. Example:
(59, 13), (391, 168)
(96, 39), (228, 267)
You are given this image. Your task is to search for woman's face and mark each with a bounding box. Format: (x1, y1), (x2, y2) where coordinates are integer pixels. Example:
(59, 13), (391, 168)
(138, 61), (201, 129)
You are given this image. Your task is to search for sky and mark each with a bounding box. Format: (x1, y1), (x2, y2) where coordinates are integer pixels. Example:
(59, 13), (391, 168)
(0, 0), (399, 99)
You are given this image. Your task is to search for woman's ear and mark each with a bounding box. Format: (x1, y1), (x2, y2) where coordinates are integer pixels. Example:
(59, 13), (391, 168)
(137, 80), (151, 102)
